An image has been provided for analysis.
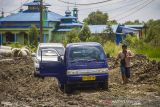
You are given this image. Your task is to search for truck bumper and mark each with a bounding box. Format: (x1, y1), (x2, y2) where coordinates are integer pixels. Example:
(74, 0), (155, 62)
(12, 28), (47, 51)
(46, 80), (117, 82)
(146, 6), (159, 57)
(66, 73), (109, 85)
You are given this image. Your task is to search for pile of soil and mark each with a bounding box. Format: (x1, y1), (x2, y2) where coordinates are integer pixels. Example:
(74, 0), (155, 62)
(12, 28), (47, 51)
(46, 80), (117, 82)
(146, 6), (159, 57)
(0, 57), (60, 106)
(131, 55), (160, 84)
(0, 55), (160, 107)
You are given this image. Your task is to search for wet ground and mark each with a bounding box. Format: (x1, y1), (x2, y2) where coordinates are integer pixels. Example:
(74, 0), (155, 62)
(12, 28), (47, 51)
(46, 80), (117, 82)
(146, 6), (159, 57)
(0, 56), (160, 107)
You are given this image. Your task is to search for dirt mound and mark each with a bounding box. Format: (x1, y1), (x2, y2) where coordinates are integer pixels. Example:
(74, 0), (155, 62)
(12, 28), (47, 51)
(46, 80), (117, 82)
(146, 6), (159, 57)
(0, 55), (160, 107)
(131, 55), (160, 84)
(0, 57), (62, 106)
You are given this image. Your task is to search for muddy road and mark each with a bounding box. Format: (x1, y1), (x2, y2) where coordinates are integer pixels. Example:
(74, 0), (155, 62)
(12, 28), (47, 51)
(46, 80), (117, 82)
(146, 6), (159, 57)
(0, 55), (160, 107)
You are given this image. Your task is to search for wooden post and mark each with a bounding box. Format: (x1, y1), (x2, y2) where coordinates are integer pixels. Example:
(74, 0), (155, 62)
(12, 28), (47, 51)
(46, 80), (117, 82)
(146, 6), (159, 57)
(0, 33), (2, 47)
(40, 0), (43, 43)
(14, 33), (17, 43)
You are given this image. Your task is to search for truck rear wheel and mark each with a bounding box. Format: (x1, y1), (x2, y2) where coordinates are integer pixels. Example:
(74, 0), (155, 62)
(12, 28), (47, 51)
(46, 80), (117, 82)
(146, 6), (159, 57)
(34, 72), (44, 79)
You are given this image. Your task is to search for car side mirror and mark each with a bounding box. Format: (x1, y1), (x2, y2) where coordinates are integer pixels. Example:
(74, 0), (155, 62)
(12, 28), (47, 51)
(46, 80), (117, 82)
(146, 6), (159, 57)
(58, 56), (63, 62)
(32, 53), (36, 57)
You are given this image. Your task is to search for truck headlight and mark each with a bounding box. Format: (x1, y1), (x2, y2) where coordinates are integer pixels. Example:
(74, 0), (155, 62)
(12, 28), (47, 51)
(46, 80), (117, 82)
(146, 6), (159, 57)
(67, 68), (108, 75)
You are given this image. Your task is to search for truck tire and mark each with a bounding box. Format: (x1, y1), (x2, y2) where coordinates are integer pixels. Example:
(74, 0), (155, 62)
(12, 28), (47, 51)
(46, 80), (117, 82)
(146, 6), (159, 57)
(101, 79), (109, 90)
(64, 84), (72, 94)
(34, 72), (44, 79)
(34, 72), (39, 77)
(58, 83), (64, 92)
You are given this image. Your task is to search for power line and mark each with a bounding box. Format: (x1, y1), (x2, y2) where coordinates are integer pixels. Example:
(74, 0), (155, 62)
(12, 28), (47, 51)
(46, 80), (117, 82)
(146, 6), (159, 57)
(109, 0), (153, 20)
(78, 0), (144, 15)
(78, 0), (127, 11)
(110, 0), (154, 21)
(50, 0), (125, 12)
(57, 0), (114, 6)
(103, 0), (145, 12)
(77, 0), (144, 12)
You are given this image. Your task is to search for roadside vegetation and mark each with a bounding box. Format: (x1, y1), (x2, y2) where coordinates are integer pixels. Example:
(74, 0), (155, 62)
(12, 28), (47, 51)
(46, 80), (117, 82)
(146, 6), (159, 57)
(2, 10), (160, 61)
(64, 11), (160, 61)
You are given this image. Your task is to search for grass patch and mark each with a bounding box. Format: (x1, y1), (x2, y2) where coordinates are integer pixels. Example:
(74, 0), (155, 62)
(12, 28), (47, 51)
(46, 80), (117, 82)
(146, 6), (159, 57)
(103, 41), (121, 57)
(135, 44), (160, 62)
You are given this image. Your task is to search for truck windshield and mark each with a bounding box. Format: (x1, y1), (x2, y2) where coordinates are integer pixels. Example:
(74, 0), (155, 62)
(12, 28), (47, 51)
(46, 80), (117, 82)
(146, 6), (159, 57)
(69, 46), (105, 62)
(38, 47), (64, 56)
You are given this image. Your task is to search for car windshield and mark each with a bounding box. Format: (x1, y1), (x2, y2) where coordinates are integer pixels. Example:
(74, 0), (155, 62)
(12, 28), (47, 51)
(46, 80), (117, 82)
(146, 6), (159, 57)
(38, 47), (64, 56)
(41, 50), (58, 56)
(69, 46), (105, 62)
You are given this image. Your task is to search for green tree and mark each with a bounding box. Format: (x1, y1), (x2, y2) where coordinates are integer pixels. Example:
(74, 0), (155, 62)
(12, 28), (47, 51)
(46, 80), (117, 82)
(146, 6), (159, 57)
(65, 29), (80, 44)
(124, 19), (142, 25)
(109, 20), (118, 25)
(83, 10), (109, 25)
(79, 24), (91, 41)
(145, 20), (160, 46)
(28, 24), (38, 47)
(86, 36), (101, 43)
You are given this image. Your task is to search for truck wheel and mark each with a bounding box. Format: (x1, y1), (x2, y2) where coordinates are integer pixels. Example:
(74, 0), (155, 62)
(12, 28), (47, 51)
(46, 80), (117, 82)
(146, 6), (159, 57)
(64, 84), (72, 94)
(101, 79), (108, 90)
(34, 71), (44, 79)
(58, 83), (64, 92)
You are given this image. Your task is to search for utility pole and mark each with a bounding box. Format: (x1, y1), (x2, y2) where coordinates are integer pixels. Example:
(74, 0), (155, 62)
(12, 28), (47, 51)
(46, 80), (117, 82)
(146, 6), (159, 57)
(40, 0), (43, 43)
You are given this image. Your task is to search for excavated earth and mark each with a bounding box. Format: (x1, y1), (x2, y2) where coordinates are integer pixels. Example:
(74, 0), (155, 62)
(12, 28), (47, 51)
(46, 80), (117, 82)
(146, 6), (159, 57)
(0, 55), (160, 107)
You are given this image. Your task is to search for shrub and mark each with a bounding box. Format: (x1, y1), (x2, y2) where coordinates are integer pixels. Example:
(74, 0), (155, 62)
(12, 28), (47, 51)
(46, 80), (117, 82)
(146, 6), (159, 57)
(103, 41), (121, 57)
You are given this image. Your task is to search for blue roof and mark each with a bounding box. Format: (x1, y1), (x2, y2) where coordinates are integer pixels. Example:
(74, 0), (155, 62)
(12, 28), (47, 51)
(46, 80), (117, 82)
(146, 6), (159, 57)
(125, 25), (144, 28)
(55, 29), (72, 32)
(0, 26), (52, 28)
(88, 24), (144, 34)
(60, 23), (83, 26)
(0, 11), (63, 22)
(88, 25), (118, 34)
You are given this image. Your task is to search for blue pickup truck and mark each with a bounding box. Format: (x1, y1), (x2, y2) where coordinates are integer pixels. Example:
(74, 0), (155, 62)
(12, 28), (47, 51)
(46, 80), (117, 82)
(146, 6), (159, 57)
(38, 42), (109, 93)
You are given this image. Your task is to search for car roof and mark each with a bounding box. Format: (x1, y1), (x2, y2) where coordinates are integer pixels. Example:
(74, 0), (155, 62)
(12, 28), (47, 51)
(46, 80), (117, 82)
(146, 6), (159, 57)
(39, 43), (64, 48)
(66, 42), (101, 48)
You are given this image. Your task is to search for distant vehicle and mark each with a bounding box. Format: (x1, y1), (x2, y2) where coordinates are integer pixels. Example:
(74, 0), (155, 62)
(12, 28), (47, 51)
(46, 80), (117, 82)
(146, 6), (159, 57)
(37, 42), (109, 93)
(33, 43), (65, 76)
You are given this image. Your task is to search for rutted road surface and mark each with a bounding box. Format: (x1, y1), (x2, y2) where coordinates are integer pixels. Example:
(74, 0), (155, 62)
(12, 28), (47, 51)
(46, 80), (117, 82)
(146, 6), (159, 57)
(0, 55), (160, 107)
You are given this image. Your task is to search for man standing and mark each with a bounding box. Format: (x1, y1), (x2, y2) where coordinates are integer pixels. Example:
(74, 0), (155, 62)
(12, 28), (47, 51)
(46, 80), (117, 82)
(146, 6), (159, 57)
(116, 44), (134, 84)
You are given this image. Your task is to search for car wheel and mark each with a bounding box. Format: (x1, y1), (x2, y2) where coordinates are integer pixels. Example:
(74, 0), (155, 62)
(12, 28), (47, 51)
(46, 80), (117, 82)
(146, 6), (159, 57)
(64, 84), (72, 94)
(58, 83), (64, 92)
(34, 71), (39, 77)
(101, 79), (109, 90)
(34, 71), (44, 79)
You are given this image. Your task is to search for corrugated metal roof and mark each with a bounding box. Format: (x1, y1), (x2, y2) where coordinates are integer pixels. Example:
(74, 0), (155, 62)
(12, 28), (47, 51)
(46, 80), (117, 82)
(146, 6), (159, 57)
(56, 29), (72, 32)
(125, 25), (144, 28)
(122, 27), (139, 34)
(88, 25), (118, 34)
(60, 23), (83, 26)
(0, 11), (63, 22)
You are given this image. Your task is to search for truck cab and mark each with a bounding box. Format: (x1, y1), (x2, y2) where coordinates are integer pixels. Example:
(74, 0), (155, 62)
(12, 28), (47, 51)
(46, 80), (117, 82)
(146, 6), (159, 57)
(38, 42), (109, 93)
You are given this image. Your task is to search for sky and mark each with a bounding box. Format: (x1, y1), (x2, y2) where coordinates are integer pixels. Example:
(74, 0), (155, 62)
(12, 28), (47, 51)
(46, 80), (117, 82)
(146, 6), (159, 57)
(0, 0), (160, 23)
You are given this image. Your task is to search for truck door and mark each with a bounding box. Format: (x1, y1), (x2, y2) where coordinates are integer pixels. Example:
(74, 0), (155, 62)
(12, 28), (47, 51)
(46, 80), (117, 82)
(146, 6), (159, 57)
(39, 49), (65, 77)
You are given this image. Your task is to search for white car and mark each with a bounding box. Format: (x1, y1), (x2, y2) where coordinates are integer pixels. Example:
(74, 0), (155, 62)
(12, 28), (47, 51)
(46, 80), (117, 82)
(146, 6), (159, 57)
(32, 43), (65, 76)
